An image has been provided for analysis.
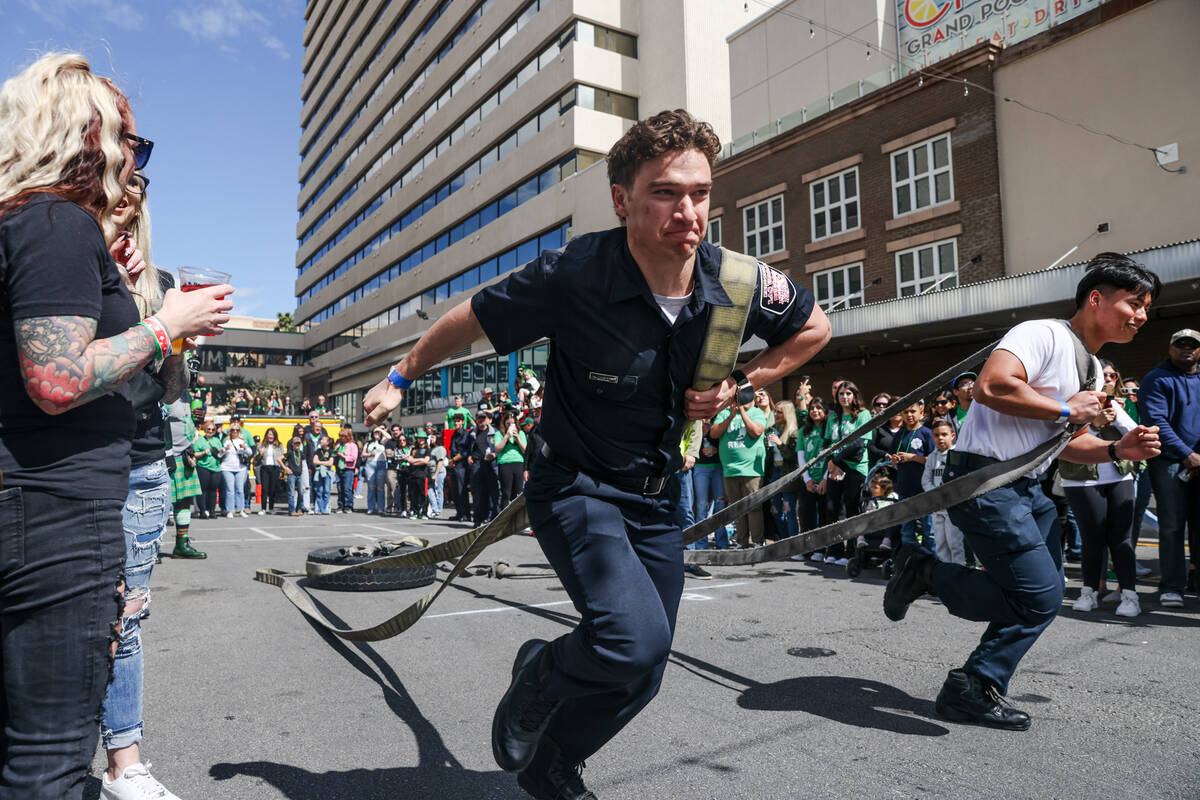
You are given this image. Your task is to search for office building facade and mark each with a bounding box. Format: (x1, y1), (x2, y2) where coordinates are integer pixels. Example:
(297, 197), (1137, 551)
(294, 0), (751, 427)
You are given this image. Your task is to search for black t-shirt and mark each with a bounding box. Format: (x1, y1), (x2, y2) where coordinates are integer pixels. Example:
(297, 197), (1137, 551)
(0, 195), (139, 500)
(408, 445), (430, 477)
(129, 272), (177, 468)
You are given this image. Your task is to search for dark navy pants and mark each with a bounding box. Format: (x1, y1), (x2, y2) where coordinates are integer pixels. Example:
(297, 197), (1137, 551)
(933, 465), (1064, 695)
(524, 457), (683, 765)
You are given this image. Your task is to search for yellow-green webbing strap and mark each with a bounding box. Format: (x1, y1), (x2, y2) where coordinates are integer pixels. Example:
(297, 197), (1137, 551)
(254, 497), (529, 641)
(692, 248), (759, 391)
(255, 247), (761, 640)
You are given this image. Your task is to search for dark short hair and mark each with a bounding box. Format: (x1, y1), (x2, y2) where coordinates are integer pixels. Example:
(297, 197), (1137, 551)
(606, 109), (721, 190)
(871, 475), (894, 493)
(1074, 252), (1162, 309)
(930, 418), (955, 433)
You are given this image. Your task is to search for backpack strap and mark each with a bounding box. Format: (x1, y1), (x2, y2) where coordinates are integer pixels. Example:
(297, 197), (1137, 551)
(1053, 320), (1099, 394)
(691, 247), (758, 391)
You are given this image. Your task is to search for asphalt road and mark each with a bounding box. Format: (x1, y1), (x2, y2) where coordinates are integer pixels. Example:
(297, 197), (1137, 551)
(88, 509), (1199, 800)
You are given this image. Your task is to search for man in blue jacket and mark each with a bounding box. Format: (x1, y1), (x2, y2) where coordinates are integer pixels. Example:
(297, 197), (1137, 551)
(1139, 328), (1200, 607)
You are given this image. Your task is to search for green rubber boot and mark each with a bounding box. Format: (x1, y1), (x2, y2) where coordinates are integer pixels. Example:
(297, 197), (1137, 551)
(172, 529), (207, 559)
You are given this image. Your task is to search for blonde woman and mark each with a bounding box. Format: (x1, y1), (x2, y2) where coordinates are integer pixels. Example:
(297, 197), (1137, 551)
(0, 52), (230, 797)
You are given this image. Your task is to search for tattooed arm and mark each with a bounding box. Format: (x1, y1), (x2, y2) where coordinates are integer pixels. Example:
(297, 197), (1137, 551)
(16, 316), (158, 415)
(159, 353), (189, 406)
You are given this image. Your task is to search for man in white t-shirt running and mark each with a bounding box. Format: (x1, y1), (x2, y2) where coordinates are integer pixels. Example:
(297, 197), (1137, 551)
(883, 253), (1163, 730)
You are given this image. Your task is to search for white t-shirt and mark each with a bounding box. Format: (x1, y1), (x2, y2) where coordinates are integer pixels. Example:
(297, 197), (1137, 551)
(653, 292), (692, 325)
(955, 319), (1101, 477)
(1060, 402), (1137, 487)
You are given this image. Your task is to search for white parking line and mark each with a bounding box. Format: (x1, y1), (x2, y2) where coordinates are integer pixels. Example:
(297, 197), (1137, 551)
(423, 582), (749, 620)
(195, 534), (365, 544)
(249, 527), (281, 540)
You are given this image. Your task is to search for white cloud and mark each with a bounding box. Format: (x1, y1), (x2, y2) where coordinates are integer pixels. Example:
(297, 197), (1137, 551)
(21, 0), (147, 30)
(172, 0), (291, 59)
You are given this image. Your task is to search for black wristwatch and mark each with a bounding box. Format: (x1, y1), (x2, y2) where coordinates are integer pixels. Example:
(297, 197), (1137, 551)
(730, 369), (755, 406)
(1108, 442), (1120, 463)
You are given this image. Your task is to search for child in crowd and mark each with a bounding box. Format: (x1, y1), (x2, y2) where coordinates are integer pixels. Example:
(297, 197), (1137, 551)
(922, 418), (965, 564)
(858, 473), (900, 551)
(312, 435), (335, 515)
(888, 401), (935, 548)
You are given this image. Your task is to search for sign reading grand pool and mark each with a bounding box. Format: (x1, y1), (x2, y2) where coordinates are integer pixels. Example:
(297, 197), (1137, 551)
(897, 0), (1110, 67)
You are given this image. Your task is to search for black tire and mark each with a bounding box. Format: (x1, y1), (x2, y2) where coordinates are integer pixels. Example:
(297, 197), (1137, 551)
(846, 560), (862, 579)
(305, 543), (436, 592)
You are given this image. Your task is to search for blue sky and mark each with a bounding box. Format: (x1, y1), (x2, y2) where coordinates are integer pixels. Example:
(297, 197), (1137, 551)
(0, 0), (306, 320)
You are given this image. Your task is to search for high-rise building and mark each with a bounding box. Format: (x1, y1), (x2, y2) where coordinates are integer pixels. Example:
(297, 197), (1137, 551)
(294, 0), (754, 427)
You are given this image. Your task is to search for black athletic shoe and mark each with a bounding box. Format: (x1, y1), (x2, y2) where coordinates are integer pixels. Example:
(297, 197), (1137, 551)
(935, 669), (1032, 731)
(493, 639), (560, 773)
(883, 544), (935, 621)
(517, 736), (598, 800)
(684, 564), (712, 580)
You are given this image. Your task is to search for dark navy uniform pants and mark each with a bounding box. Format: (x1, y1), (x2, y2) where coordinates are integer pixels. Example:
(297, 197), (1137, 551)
(523, 456), (683, 765)
(933, 466), (1064, 695)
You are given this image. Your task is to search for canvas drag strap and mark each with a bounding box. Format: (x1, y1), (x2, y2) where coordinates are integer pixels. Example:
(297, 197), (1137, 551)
(255, 252), (1091, 640)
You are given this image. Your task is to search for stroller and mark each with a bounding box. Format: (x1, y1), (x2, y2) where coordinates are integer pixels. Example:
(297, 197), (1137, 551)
(845, 462), (900, 579)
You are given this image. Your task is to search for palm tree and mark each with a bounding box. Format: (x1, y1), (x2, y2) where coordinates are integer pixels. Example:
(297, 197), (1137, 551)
(275, 311), (297, 332)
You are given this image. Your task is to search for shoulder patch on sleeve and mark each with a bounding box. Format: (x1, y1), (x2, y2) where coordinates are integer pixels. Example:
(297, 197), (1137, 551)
(757, 262), (795, 316)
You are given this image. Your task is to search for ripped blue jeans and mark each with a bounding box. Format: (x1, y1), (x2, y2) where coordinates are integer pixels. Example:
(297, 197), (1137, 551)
(101, 459), (170, 750)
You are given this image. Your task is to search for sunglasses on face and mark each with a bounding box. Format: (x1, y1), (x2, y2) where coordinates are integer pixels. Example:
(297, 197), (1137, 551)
(126, 173), (149, 195)
(873, 401), (889, 408)
(122, 133), (154, 170)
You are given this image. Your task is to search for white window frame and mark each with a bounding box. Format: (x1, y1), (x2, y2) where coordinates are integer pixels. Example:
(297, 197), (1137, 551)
(705, 216), (722, 247)
(810, 167), (860, 242)
(890, 133), (954, 218)
(813, 262), (865, 312)
(895, 237), (959, 297)
(742, 194), (785, 258)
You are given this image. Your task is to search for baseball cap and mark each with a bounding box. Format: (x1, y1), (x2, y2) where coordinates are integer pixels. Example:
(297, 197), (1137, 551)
(190, 399), (204, 410)
(413, 428), (428, 439)
(1170, 328), (1200, 346)
(952, 371), (977, 389)
(520, 414), (536, 427)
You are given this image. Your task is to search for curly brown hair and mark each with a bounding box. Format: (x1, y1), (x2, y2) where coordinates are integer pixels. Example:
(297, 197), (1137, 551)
(606, 109), (721, 190)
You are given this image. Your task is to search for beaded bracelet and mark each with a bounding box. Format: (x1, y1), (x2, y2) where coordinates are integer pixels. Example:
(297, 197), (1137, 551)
(140, 316), (171, 359)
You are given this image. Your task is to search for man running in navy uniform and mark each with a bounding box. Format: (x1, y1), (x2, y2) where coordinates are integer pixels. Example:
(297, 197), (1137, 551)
(364, 109), (830, 799)
(884, 253), (1162, 730)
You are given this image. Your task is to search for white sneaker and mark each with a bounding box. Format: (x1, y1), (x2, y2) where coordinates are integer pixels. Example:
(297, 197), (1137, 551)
(257, 510), (265, 515)
(833, 557), (850, 566)
(1134, 561), (1153, 576)
(809, 552), (825, 562)
(101, 762), (181, 800)
(1160, 591), (1184, 608)
(1101, 589), (1122, 604)
(1073, 586), (1099, 612)
(789, 553), (808, 562)
(1114, 590), (1141, 617)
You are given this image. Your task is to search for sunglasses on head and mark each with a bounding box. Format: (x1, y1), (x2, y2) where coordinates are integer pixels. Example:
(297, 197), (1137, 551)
(122, 133), (154, 170)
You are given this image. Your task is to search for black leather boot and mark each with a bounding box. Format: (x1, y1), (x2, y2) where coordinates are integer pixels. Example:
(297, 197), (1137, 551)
(517, 736), (598, 800)
(935, 669), (1031, 731)
(883, 544), (935, 621)
(493, 639), (561, 772)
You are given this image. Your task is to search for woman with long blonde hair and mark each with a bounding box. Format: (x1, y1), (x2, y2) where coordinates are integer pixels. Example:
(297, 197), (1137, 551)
(0, 52), (230, 796)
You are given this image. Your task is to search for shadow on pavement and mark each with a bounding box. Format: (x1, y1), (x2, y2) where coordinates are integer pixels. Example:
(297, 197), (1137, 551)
(209, 760), (526, 799)
(209, 594), (530, 799)
(738, 675), (950, 737)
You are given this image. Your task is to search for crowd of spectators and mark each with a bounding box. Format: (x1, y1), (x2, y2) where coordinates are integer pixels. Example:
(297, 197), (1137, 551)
(179, 334), (1198, 615)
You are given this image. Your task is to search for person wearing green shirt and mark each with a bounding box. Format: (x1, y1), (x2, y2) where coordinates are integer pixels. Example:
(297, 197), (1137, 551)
(444, 395), (475, 430)
(194, 419), (223, 519)
(952, 371), (975, 429)
(710, 400), (768, 547)
(822, 381), (872, 564)
(493, 411), (528, 509)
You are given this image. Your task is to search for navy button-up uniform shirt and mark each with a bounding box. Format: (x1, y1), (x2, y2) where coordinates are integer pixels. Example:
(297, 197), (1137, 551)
(471, 227), (814, 480)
